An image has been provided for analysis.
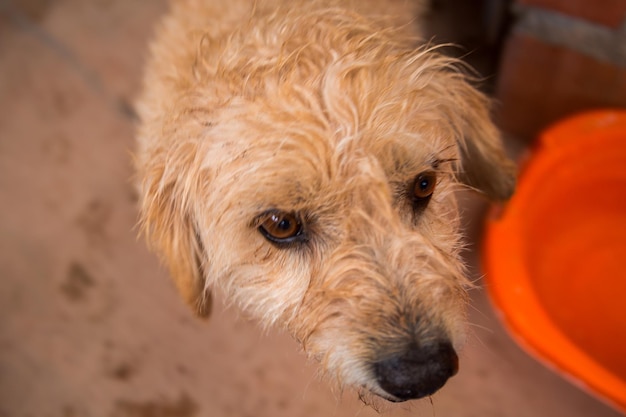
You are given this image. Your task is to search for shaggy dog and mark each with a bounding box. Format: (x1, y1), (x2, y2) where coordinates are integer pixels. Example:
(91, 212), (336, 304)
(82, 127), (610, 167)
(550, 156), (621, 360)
(135, 0), (516, 403)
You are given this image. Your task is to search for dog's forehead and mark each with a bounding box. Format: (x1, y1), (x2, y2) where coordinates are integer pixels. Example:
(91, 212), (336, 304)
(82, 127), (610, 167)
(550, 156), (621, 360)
(206, 103), (459, 212)
(212, 98), (459, 175)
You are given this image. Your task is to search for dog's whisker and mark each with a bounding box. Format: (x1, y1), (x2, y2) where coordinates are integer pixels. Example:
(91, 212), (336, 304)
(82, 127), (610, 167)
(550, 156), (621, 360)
(467, 320), (495, 334)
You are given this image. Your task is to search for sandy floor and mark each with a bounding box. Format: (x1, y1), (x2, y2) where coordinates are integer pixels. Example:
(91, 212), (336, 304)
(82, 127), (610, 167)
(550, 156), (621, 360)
(0, 1), (622, 416)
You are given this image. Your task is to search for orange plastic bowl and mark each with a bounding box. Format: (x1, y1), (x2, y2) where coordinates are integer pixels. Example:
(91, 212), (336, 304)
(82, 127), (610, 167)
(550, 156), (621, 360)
(483, 110), (626, 413)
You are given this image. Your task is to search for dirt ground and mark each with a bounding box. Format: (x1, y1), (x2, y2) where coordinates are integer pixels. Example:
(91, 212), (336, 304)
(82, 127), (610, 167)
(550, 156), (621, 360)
(0, 1), (622, 416)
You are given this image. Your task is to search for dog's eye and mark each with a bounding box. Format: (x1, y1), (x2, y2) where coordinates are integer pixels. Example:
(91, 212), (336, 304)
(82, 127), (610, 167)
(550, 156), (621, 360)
(258, 211), (303, 243)
(413, 171), (437, 200)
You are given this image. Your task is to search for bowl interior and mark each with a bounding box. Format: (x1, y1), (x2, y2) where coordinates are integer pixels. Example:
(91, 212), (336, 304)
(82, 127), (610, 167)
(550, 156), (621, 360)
(484, 110), (626, 413)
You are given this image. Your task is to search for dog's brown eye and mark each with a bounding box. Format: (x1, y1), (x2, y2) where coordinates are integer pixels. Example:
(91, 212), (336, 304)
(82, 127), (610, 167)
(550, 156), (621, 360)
(258, 212), (303, 243)
(413, 171), (437, 200)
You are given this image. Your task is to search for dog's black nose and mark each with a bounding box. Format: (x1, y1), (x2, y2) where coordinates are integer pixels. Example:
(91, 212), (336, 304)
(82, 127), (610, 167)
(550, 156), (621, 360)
(373, 341), (459, 402)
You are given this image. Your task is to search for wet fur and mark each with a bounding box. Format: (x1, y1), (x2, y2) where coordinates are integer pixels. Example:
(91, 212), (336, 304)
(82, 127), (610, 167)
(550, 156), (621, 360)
(135, 0), (516, 402)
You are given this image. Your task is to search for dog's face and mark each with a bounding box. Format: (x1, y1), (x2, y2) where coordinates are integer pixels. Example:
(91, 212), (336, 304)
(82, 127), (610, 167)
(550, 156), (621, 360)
(137, 11), (515, 403)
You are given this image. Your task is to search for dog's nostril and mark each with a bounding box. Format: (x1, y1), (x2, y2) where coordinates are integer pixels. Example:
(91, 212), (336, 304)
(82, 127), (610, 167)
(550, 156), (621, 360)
(373, 341), (458, 402)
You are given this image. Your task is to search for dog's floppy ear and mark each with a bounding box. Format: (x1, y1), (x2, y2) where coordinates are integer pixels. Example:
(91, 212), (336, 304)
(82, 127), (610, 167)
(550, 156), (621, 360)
(137, 145), (212, 318)
(453, 88), (517, 201)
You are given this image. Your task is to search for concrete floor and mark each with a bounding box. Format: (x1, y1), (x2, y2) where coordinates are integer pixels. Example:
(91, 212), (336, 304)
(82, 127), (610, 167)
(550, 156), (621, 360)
(0, 1), (622, 416)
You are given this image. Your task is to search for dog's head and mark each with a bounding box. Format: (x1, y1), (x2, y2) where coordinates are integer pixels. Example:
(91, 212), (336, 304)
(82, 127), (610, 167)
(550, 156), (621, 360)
(137, 8), (515, 403)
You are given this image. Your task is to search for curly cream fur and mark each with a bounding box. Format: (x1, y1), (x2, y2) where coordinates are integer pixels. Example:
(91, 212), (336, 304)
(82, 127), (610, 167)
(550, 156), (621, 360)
(135, 0), (516, 403)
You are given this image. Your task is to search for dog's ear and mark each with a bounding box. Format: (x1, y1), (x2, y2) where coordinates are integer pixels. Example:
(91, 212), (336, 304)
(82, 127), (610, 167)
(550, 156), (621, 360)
(453, 88), (517, 201)
(137, 147), (212, 318)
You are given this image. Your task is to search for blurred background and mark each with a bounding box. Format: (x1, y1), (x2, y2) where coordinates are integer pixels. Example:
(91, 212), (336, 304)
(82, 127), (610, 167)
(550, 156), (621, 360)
(0, 0), (624, 416)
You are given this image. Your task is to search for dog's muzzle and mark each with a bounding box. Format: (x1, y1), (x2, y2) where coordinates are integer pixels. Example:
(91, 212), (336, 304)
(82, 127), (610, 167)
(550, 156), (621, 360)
(373, 341), (459, 402)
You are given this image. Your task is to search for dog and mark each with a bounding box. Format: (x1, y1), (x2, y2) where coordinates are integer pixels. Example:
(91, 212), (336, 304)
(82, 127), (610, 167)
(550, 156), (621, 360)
(134, 0), (516, 404)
